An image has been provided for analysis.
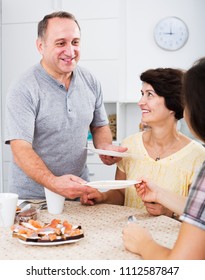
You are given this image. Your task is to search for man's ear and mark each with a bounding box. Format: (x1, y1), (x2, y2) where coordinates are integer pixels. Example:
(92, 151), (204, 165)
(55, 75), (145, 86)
(36, 38), (44, 55)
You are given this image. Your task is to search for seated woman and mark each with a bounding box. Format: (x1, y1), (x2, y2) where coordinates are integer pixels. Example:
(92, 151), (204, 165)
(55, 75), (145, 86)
(122, 57), (205, 259)
(81, 68), (205, 218)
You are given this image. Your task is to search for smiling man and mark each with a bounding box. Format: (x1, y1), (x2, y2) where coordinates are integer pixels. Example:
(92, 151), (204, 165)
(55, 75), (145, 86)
(37, 14), (81, 90)
(5, 11), (125, 200)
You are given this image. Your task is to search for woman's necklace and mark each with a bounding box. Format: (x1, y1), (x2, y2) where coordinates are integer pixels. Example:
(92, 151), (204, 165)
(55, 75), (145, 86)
(155, 156), (161, 161)
(153, 138), (180, 161)
(144, 130), (181, 162)
(154, 148), (171, 161)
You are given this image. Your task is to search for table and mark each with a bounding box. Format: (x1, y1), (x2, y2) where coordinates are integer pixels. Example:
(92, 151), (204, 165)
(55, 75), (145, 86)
(0, 201), (181, 260)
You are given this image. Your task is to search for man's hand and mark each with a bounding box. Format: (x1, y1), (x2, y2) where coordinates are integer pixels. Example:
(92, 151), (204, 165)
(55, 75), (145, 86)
(51, 174), (92, 199)
(98, 144), (128, 165)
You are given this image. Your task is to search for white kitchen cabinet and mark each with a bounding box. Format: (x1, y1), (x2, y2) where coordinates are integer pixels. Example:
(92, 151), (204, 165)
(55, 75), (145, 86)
(1, 23), (41, 123)
(79, 19), (120, 60)
(61, 0), (120, 19)
(87, 163), (116, 181)
(2, 0), (58, 23)
(2, 0), (120, 23)
(86, 146), (116, 181)
(104, 102), (141, 144)
(79, 61), (120, 101)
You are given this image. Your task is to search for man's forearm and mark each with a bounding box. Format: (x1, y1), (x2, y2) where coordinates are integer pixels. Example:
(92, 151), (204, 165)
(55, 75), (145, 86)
(91, 125), (113, 148)
(10, 140), (55, 189)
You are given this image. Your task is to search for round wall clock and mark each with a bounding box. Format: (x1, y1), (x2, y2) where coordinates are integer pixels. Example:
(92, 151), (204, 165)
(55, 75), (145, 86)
(154, 16), (189, 51)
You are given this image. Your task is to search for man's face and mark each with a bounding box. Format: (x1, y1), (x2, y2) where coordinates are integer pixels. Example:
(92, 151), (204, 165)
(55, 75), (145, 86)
(37, 17), (81, 77)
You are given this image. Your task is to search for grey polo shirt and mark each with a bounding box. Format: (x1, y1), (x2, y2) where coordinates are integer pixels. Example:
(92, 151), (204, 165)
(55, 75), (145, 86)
(5, 63), (108, 199)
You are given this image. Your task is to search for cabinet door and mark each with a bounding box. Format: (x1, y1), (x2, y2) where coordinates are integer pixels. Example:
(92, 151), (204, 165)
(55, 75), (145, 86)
(1, 24), (41, 138)
(87, 163), (116, 181)
(62, 0), (119, 19)
(2, 0), (56, 23)
(79, 19), (119, 60)
(117, 103), (141, 142)
(79, 61), (119, 101)
(86, 145), (116, 180)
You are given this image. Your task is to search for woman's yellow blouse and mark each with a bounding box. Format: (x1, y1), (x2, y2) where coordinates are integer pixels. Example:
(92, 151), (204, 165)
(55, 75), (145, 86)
(117, 132), (205, 209)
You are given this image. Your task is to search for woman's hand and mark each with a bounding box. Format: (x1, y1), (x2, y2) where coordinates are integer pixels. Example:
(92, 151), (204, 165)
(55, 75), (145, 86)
(80, 187), (105, 206)
(144, 202), (173, 217)
(122, 223), (152, 255)
(135, 178), (175, 217)
(135, 178), (160, 203)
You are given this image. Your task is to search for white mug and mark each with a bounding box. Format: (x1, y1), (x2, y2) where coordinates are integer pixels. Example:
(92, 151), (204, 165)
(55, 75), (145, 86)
(44, 188), (65, 214)
(0, 193), (18, 227)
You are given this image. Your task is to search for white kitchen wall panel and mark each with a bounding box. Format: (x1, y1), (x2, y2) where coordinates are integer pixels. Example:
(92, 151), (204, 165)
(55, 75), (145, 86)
(1, 23), (41, 85)
(79, 61), (119, 101)
(117, 102), (141, 141)
(87, 163), (116, 182)
(2, 0), (59, 23)
(1, 23), (41, 140)
(61, 0), (119, 19)
(79, 19), (119, 60)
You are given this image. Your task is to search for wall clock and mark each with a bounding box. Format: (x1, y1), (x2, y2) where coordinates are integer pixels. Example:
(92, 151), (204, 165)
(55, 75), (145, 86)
(154, 16), (189, 51)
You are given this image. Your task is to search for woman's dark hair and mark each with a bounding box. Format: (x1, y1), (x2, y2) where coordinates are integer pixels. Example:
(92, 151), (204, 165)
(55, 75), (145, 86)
(38, 11), (81, 39)
(140, 68), (184, 120)
(183, 57), (205, 142)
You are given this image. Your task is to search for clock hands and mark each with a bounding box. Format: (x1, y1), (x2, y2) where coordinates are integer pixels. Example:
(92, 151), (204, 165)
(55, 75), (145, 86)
(170, 24), (173, 35)
(163, 32), (174, 35)
(163, 24), (174, 35)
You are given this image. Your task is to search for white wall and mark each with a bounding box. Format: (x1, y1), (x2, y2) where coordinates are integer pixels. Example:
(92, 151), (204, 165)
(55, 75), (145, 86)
(126, 0), (205, 100)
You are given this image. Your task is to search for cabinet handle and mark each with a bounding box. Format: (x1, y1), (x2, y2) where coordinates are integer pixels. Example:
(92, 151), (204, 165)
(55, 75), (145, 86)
(89, 173), (95, 176)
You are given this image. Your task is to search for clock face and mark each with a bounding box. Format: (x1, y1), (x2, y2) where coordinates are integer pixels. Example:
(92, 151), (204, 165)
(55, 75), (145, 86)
(154, 17), (189, 51)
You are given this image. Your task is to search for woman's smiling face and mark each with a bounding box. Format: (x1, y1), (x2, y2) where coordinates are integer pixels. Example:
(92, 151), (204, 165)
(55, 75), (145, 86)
(138, 82), (174, 125)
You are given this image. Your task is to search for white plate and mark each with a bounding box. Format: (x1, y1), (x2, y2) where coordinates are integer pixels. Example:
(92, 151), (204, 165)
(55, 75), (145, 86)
(85, 180), (141, 190)
(85, 147), (136, 158)
(18, 237), (83, 246)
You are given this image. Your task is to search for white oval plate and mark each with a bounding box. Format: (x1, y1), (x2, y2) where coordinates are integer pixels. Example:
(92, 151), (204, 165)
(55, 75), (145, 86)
(85, 147), (136, 158)
(18, 237), (83, 246)
(85, 180), (141, 190)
